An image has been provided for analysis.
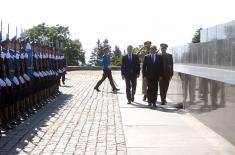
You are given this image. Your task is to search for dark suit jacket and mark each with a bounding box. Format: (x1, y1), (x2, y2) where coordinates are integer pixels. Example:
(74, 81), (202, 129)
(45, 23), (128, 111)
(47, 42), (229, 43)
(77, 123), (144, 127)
(121, 54), (140, 78)
(142, 53), (163, 79)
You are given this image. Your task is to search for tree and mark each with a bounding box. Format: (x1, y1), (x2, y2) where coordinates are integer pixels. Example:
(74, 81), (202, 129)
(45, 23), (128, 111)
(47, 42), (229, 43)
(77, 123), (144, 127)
(89, 38), (111, 66)
(89, 39), (103, 66)
(26, 23), (85, 66)
(192, 27), (202, 43)
(133, 45), (143, 54)
(64, 39), (85, 66)
(89, 49), (98, 66)
(26, 23), (70, 44)
(111, 46), (122, 66)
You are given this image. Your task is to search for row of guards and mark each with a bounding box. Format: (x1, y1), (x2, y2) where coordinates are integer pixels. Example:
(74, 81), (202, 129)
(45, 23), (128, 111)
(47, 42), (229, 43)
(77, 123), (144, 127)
(0, 21), (67, 134)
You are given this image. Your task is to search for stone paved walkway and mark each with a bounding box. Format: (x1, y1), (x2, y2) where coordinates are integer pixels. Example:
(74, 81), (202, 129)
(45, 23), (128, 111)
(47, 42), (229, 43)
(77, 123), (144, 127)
(1, 70), (235, 155)
(0, 71), (126, 155)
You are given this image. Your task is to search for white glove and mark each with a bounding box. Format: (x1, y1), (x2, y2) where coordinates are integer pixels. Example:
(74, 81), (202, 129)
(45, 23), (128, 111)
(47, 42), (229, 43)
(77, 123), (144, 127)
(13, 76), (20, 85)
(19, 76), (25, 84)
(23, 73), (31, 81)
(0, 78), (6, 87)
(5, 77), (12, 86)
(33, 72), (39, 78)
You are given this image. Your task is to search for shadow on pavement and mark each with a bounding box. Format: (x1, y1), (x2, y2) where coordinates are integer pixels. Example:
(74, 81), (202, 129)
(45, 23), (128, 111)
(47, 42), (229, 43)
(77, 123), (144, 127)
(129, 101), (185, 114)
(111, 91), (125, 94)
(130, 102), (151, 108)
(0, 93), (73, 155)
(59, 85), (73, 88)
(151, 105), (180, 113)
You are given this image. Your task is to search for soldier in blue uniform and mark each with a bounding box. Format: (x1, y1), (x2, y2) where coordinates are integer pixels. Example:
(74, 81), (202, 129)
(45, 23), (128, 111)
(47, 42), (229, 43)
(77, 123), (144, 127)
(94, 46), (120, 92)
(21, 39), (36, 112)
(18, 38), (34, 116)
(0, 38), (8, 132)
(13, 38), (24, 120)
(59, 49), (66, 85)
(10, 37), (25, 124)
(32, 41), (42, 108)
(1, 37), (18, 129)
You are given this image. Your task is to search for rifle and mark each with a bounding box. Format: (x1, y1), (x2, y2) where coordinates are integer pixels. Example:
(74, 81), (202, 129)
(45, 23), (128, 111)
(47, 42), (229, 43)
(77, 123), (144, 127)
(0, 20), (2, 47)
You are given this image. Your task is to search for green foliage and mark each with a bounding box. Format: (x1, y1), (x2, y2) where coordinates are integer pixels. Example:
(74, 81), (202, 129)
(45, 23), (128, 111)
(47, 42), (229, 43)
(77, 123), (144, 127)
(89, 50), (98, 66)
(89, 39), (103, 66)
(26, 23), (85, 66)
(192, 27), (202, 43)
(133, 45), (143, 54)
(89, 39), (123, 66)
(111, 46), (122, 66)
(26, 23), (69, 44)
(64, 39), (85, 66)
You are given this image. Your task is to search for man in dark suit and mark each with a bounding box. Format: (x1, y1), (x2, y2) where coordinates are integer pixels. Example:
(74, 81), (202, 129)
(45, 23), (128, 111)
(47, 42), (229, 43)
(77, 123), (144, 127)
(121, 45), (140, 104)
(142, 45), (163, 107)
(159, 43), (173, 105)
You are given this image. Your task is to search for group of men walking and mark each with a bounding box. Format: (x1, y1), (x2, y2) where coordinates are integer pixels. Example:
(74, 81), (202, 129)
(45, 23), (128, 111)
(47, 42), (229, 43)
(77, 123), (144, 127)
(94, 41), (174, 107)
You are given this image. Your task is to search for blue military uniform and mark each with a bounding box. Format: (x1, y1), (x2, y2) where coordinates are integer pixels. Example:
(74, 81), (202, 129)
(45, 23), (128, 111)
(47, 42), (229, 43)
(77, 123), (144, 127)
(94, 46), (119, 92)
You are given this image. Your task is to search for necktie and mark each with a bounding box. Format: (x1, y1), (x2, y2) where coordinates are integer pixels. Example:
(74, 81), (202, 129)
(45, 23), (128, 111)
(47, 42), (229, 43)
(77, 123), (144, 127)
(152, 54), (155, 63)
(129, 55), (132, 61)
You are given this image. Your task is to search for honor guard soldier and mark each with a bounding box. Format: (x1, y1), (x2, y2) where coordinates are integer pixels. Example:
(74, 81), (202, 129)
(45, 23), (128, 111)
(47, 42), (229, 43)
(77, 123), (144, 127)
(0, 39), (8, 132)
(0, 50), (7, 132)
(52, 44), (60, 96)
(37, 43), (45, 105)
(12, 37), (28, 122)
(32, 41), (41, 108)
(60, 50), (66, 85)
(2, 37), (21, 129)
(41, 44), (48, 102)
(22, 39), (37, 111)
(56, 47), (62, 92)
(159, 43), (173, 105)
(19, 39), (34, 114)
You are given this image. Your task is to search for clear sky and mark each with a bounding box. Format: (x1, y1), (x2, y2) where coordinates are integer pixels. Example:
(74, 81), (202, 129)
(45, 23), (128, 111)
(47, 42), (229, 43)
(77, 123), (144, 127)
(0, 0), (235, 61)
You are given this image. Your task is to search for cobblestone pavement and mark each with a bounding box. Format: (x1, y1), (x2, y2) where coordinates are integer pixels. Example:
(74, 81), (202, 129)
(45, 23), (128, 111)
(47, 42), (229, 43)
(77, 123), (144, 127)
(0, 71), (127, 155)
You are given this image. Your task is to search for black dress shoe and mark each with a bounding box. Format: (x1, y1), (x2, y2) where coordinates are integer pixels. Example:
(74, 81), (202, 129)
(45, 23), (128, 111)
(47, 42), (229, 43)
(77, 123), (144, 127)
(143, 95), (147, 101)
(94, 87), (100, 92)
(32, 106), (38, 111)
(23, 112), (29, 118)
(127, 100), (131, 104)
(161, 102), (166, 105)
(2, 123), (13, 130)
(11, 119), (20, 125)
(131, 97), (134, 102)
(113, 88), (120, 91)
(174, 103), (183, 109)
(0, 126), (7, 134)
(148, 102), (152, 106)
